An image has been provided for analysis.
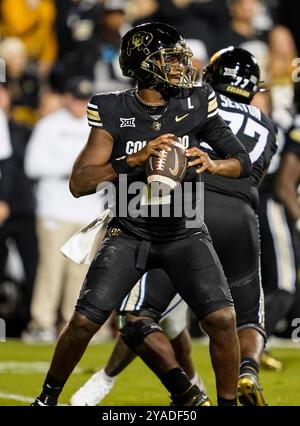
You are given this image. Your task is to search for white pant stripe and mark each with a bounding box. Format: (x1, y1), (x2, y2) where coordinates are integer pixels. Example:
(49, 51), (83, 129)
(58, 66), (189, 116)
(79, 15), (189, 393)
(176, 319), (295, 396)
(266, 199), (296, 293)
(135, 274), (146, 310)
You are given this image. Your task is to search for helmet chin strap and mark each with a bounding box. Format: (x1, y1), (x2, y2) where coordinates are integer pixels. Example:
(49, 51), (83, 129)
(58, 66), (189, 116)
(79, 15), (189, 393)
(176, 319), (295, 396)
(153, 80), (181, 98)
(137, 72), (184, 98)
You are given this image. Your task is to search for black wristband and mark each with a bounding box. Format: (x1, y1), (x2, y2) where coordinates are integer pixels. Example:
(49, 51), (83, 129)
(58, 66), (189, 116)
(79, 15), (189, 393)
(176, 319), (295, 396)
(111, 156), (133, 174)
(231, 152), (252, 178)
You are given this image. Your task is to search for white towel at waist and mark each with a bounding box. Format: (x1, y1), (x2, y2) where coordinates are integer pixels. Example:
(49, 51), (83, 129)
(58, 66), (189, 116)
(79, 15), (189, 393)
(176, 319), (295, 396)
(60, 209), (113, 265)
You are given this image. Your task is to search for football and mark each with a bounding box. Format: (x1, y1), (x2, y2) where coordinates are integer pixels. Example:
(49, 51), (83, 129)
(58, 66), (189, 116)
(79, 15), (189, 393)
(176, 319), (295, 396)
(145, 136), (187, 196)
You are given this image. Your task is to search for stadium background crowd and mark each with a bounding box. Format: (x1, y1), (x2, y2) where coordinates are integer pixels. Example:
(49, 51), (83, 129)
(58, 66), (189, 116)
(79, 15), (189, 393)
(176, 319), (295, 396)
(0, 0), (300, 355)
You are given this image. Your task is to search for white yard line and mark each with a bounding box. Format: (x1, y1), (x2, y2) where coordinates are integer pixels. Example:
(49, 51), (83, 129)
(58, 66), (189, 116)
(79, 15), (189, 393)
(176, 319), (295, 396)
(0, 391), (68, 406)
(267, 337), (300, 349)
(0, 391), (33, 403)
(195, 336), (300, 349)
(0, 361), (85, 374)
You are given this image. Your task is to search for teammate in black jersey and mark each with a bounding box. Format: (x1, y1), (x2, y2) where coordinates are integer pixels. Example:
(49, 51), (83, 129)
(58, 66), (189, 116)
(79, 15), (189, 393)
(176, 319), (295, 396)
(272, 115), (300, 337)
(32, 23), (252, 407)
(258, 84), (300, 369)
(276, 83), (300, 228)
(69, 47), (277, 407)
(200, 49), (277, 405)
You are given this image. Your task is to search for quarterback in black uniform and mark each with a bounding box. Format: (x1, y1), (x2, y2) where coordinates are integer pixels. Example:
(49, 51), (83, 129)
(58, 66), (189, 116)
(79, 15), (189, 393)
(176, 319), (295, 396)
(69, 47), (277, 407)
(32, 23), (251, 407)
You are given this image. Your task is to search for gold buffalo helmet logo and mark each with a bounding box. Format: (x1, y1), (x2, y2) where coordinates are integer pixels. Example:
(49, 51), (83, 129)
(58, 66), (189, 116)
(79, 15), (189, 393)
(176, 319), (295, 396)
(127, 31), (153, 56)
(108, 227), (122, 237)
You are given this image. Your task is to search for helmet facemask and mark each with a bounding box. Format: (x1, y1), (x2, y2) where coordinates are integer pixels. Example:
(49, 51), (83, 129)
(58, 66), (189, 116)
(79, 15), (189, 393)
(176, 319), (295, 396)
(140, 42), (197, 92)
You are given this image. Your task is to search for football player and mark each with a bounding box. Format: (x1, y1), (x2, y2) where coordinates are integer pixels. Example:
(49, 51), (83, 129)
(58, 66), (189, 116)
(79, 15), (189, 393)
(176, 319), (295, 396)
(258, 82), (300, 369)
(70, 47), (277, 407)
(32, 23), (252, 406)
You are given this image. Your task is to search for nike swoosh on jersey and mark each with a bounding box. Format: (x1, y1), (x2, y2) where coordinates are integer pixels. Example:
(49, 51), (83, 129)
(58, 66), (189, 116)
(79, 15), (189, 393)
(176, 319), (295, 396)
(175, 113), (189, 122)
(169, 149), (179, 176)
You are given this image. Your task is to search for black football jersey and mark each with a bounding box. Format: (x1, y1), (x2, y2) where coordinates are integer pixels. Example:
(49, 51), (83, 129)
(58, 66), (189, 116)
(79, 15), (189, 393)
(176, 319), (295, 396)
(87, 84), (249, 241)
(200, 93), (278, 209)
(260, 116), (300, 199)
(258, 124), (286, 197)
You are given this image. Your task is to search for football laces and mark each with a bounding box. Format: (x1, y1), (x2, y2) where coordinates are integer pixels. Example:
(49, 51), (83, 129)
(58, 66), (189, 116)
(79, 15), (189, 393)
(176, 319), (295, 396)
(157, 150), (167, 171)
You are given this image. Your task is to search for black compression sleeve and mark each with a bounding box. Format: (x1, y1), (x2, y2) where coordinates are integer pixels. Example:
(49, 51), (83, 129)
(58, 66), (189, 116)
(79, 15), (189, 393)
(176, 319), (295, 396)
(231, 151), (252, 178)
(201, 114), (252, 178)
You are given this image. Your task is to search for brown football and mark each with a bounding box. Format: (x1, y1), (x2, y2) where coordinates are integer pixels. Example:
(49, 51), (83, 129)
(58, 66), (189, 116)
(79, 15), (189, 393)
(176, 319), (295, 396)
(145, 136), (187, 196)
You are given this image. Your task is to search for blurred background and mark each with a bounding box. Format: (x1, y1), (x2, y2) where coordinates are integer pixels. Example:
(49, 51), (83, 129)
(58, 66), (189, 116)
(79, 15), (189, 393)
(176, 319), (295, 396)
(0, 0), (300, 359)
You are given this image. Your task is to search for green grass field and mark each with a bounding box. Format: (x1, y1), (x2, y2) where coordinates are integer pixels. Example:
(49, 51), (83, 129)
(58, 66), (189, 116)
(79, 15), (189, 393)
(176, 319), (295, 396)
(0, 339), (299, 406)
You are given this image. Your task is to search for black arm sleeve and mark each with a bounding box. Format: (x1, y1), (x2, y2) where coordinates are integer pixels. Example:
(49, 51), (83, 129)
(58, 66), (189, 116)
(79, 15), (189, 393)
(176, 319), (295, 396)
(0, 158), (13, 204)
(201, 113), (252, 178)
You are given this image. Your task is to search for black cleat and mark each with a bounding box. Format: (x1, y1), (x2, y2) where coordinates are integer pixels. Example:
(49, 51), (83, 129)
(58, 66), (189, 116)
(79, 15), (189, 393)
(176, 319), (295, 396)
(31, 396), (57, 406)
(171, 384), (212, 406)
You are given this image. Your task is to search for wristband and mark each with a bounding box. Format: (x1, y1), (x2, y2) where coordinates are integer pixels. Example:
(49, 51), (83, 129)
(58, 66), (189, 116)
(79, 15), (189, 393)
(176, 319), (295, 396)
(231, 153), (251, 178)
(111, 156), (133, 174)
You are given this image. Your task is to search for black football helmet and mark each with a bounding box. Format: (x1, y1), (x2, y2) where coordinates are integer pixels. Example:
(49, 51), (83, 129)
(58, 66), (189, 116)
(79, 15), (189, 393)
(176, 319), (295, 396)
(202, 46), (261, 103)
(119, 22), (196, 95)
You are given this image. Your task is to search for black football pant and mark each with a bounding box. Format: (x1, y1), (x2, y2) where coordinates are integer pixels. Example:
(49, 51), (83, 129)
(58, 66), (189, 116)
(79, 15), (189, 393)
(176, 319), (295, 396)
(119, 192), (265, 338)
(75, 227), (233, 325)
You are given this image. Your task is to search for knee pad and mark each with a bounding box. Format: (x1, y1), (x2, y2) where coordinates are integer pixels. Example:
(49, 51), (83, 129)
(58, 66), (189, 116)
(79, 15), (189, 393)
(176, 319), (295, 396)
(237, 323), (267, 344)
(119, 317), (163, 352)
(75, 303), (110, 326)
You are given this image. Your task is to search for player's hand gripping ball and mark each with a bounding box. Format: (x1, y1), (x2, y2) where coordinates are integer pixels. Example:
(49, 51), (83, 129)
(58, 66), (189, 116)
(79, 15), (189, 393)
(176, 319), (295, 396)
(145, 136), (187, 196)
